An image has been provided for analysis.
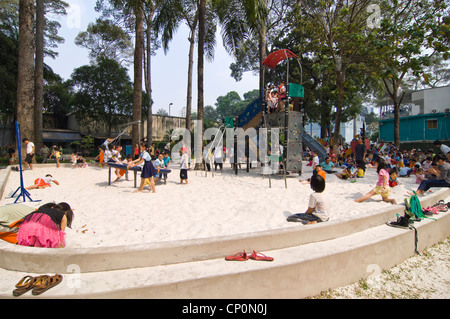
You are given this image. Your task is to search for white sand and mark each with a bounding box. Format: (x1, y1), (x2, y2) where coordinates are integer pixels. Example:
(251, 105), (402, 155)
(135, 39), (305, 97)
(1, 161), (449, 299)
(1, 161), (445, 249)
(312, 238), (450, 299)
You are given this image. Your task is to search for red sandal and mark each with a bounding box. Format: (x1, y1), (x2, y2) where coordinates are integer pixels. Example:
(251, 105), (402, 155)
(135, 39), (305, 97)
(225, 251), (249, 261)
(249, 250), (274, 261)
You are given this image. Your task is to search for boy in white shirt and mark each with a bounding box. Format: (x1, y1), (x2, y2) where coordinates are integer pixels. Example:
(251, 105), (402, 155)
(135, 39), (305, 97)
(180, 148), (189, 184)
(311, 151), (319, 170)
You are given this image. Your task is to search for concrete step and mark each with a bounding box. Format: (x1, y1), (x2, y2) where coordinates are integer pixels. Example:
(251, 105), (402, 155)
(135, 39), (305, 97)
(1, 209), (448, 299)
(2, 188), (448, 275)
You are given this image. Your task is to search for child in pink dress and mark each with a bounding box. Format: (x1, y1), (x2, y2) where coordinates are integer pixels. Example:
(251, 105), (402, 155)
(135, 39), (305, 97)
(16, 202), (74, 248)
(355, 158), (397, 204)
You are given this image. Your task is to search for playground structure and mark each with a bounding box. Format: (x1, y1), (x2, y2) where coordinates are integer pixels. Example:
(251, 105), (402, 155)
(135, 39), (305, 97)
(260, 49), (327, 168)
(207, 49), (327, 186)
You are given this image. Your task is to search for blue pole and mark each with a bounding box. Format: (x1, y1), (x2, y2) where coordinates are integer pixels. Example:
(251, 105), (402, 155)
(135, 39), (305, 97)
(11, 121), (39, 203)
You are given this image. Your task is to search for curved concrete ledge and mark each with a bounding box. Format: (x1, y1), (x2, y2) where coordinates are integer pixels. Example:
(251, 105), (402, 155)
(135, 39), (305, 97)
(1, 209), (448, 299)
(1, 188), (449, 274)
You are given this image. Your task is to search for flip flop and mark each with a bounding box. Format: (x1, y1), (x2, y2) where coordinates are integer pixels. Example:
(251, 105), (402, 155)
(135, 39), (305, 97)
(12, 275), (38, 297)
(249, 250), (274, 261)
(32, 274), (63, 296)
(225, 251), (249, 261)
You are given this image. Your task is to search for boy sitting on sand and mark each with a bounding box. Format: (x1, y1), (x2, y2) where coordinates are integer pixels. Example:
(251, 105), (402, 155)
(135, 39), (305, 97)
(300, 165), (326, 184)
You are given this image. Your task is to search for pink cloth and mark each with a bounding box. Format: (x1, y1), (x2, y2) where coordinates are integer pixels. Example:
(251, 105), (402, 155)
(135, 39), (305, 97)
(17, 213), (66, 248)
(377, 169), (389, 186)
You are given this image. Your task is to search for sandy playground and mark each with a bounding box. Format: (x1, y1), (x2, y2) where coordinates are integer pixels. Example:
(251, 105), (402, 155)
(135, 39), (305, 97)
(1, 161), (449, 249)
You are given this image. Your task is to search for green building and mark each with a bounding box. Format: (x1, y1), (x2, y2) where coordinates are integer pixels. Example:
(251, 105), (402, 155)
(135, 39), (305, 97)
(379, 112), (450, 142)
(378, 85), (450, 143)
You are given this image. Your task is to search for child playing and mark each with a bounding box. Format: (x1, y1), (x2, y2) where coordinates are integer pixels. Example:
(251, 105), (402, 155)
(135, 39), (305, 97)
(311, 151), (319, 170)
(389, 168), (399, 187)
(287, 174), (329, 224)
(180, 147), (189, 184)
(153, 153), (166, 184)
(300, 164), (326, 184)
(114, 154), (132, 182)
(336, 160), (355, 180)
(163, 152), (171, 168)
(50, 147), (62, 168)
(355, 157), (397, 204)
(415, 167), (425, 184)
(128, 143), (159, 193)
(71, 152), (78, 167)
(95, 146), (105, 167)
(26, 174), (60, 190)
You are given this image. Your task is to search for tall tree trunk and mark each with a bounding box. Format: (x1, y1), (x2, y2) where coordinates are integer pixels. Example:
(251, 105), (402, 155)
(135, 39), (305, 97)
(259, 25), (267, 100)
(185, 15), (198, 132)
(333, 70), (345, 155)
(194, 0), (206, 170)
(383, 76), (405, 148)
(132, 6), (144, 147)
(34, 0), (44, 152)
(144, 10), (154, 145)
(17, 0), (35, 159)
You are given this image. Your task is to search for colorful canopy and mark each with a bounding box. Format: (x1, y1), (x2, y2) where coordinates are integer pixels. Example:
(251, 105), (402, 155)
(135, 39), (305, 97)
(262, 49), (298, 69)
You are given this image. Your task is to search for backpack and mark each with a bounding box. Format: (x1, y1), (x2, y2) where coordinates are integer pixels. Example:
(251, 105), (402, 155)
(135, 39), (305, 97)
(407, 191), (437, 221)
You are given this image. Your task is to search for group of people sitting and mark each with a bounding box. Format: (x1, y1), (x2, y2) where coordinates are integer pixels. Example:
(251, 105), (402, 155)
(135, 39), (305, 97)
(310, 139), (450, 197)
(289, 140), (450, 225)
(70, 152), (88, 168)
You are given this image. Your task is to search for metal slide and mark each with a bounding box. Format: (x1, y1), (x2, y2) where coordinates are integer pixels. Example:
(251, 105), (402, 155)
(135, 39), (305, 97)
(301, 131), (327, 163)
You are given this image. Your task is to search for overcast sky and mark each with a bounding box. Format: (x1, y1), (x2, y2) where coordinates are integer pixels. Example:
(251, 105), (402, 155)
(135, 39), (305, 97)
(45, 0), (260, 118)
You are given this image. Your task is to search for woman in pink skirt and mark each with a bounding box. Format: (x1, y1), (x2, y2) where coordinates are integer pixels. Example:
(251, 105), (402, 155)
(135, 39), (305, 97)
(16, 202), (74, 248)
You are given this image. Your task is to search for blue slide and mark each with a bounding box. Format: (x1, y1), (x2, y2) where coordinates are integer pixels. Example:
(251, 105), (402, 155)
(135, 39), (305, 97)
(301, 131), (327, 163)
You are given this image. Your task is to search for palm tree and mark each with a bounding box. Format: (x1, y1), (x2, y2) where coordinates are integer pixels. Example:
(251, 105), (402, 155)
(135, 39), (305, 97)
(193, 0), (206, 169)
(133, 4), (144, 148)
(96, 0), (146, 148)
(17, 0), (35, 156)
(213, 0), (268, 95)
(143, 2), (155, 144)
(153, 0), (199, 132)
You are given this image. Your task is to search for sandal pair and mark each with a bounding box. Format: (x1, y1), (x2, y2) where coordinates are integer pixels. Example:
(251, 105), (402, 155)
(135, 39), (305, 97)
(225, 250), (274, 262)
(12, 274), (63, 297)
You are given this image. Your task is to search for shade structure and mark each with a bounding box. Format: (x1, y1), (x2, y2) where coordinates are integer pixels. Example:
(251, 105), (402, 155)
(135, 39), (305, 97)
(262, 49), (298, 69)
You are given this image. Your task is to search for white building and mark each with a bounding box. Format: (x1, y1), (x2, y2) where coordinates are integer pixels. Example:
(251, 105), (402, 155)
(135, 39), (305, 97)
(411, 85), (450, 115)
(380, 85), (450, 119)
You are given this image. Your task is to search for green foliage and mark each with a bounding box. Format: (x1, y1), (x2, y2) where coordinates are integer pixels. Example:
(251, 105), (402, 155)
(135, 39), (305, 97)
(43, 67), (72, 127)
(214, 89), (259, 120)
(69, 58), (134, 135)
(75, 18), (134, 65)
